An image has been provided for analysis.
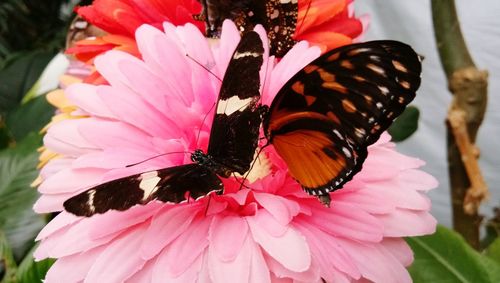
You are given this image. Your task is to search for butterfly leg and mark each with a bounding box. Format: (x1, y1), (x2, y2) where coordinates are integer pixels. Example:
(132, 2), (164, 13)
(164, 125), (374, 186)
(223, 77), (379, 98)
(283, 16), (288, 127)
(317, 194), (331, 208)
(204, 194), (213, 216)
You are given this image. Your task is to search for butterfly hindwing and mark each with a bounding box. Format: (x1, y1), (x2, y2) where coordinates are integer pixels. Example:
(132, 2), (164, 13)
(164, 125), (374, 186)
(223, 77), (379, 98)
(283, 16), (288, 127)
(63, 164), (223, 217)
(207, 31), (264, 176)
(264, 40), (421, 200)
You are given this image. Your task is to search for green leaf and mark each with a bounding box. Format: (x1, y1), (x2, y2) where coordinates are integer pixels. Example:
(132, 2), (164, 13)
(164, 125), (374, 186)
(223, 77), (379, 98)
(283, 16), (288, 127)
(15, 245), (54, 283)
(485, 238), (500, 265)
(0, 231), (17, 283)
(5, 95), (54, 142)
(407, 225), (500, 283)
(0, 51), (54, 114)
(0, 134), (45, 261)
(480, 255), (500, 283)
(388, 106), (420, 142)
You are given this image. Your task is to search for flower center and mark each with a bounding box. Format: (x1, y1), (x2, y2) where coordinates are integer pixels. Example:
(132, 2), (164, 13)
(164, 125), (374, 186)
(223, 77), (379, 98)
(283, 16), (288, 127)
(235, 148), (271, 183)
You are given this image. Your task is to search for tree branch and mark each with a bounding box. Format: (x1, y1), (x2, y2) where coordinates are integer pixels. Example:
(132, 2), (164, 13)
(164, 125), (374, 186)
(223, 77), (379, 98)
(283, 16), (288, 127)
(432, 0), (489, 249)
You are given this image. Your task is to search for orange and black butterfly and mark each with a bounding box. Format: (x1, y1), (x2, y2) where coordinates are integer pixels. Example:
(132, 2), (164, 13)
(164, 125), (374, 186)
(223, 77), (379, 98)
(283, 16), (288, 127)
(262, 40), (421, 205)
(64, 31), (421, 216)
(196, 0), (297, 56)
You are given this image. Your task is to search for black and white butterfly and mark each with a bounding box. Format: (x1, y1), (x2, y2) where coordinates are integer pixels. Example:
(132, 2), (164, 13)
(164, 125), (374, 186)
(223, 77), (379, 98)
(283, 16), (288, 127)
(64, 32), (265, 217)
(64, 31), (422, 216)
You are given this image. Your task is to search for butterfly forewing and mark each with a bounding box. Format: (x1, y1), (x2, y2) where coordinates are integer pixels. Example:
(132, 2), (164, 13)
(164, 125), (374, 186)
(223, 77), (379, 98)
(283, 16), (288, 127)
(207, 31), (264, 176)
(264, 40), (421, 199)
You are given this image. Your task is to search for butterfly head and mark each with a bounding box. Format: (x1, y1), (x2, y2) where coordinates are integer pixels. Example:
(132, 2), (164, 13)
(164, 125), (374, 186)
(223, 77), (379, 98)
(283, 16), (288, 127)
(191, 149), (207, 163)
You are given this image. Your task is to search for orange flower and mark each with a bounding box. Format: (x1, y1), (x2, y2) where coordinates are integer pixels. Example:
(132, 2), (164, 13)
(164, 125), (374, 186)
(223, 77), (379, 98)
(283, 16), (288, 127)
(66, 0), (202, 64)
(295, 0), (365, 52)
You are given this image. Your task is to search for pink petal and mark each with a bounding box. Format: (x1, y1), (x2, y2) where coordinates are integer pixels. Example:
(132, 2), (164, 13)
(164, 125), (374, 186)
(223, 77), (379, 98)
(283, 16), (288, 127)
(153, 216), (211, 278)
(77, 119), (154, 151)
(379, 209), (437, 237)
(88, 202), (162, 239)
(306, 202), (384, 242)
(209, 214), (249, 262)
(33, 193), (76, 213)
(248, 241), (271, 283)
(44, 246), (105, 283)
(208, 235), (252, 283)
(214, 20), (241, 78)
(39, 157), (73, 180)
(140, 203), (201, 259)
(36, 212), (80, 240)
(71, 148), (153, 169)
(253, 192), (300, 226)
(153, 254), (203, 283)
(38, 167), (106, 194)
(66, 83), (113, 118)
(295, 221), (360, 280)
(336, 239), (412, 283)
(39, 218), (121, 258)
(44, 119), (97, 157)
(398, 169), (438, 191)
(367, 185), (431, 211)
(126, 260), (154, 283)
(247, 214), (311, 272)
(265, 255), (319, 282)
(381, 238), (414, 267)
(134, 25), (194, 105)
(85, 225), (148, 282)
(332, 186), (394, 214)
(251, 209), (288, 237)
(96, 84), (181, 139)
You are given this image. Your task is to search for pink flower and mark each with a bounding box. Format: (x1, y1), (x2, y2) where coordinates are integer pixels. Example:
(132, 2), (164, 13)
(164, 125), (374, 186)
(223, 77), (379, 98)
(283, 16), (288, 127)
(35, 21), (436, 282)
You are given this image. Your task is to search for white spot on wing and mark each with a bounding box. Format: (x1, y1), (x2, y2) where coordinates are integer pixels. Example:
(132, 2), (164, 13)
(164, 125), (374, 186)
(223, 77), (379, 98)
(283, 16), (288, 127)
(216, 96), (253, 115)
(87, 190), (96, 213)
(233, 51), (261, 59)
(139, 171), (161, 200)
(342, 147), (352, 158)
(379, 86), (390, 95)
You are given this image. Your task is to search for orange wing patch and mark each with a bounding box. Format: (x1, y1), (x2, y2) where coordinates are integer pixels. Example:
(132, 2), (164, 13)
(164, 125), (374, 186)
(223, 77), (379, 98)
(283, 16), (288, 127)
(268, 110), (335, 134)
(273, 130), (347, 189)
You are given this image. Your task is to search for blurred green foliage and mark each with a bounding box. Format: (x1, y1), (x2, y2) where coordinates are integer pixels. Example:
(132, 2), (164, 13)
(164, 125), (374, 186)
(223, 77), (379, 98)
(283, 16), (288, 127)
(0, 1), (82, 281)
(0, 0), (71, 60)
(408, 225), (500, 283)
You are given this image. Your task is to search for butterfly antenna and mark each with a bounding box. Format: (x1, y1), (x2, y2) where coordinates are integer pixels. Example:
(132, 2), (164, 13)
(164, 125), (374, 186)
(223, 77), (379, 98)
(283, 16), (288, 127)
(259, 53), (271, 105)
(195, 102), (216, 148)
(184, 53), (223, 148)
(185, 54), (222, 82)
(232, 173), (252, 190)
(295, 0), (313, 36)
(125, 151), (191, 167)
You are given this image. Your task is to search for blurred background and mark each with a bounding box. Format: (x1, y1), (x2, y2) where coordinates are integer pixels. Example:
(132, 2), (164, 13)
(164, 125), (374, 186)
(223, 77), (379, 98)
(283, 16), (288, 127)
(355, 0), (500, 227)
